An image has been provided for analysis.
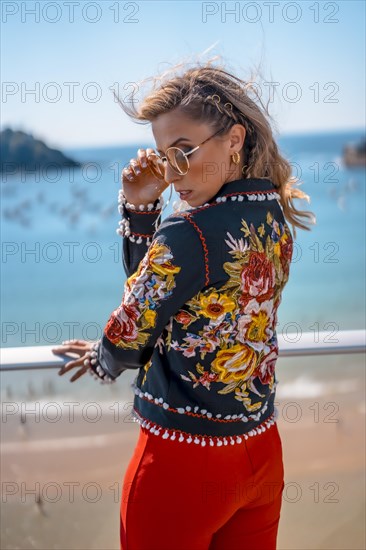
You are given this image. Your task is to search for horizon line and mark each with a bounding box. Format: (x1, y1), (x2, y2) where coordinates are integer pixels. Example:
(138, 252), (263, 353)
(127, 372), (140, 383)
(62, 127), (365, 150)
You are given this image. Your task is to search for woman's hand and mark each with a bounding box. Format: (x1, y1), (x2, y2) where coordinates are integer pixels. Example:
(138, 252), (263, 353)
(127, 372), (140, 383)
(122, 148), (170, 206)
(51, 339), (94, 382)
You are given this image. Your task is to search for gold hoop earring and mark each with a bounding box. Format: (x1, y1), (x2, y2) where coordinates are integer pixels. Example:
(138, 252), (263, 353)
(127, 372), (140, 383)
(231, 151), (241, 165)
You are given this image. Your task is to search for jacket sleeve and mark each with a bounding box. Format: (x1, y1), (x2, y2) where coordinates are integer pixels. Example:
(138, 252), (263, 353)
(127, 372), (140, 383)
(120, 201), (162, 277)
(98, 214), (207, 378)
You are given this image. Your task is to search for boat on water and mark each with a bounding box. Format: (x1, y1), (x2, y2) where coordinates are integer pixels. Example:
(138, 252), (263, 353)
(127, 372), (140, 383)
(342, 137), (366, 167)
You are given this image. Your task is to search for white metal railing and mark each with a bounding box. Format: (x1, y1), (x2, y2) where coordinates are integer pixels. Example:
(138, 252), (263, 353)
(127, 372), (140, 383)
(1, 330), (365, 371)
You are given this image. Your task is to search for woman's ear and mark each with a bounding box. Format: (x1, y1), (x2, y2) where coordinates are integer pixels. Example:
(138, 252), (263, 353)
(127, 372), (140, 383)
(228, 124), (246, 153)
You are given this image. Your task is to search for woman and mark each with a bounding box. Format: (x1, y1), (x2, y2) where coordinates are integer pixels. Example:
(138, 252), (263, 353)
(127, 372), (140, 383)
(53, 63), (315, 550)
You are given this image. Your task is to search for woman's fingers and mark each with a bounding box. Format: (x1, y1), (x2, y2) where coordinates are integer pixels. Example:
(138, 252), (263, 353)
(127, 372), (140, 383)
(121, 167), (134, 182)
(56, 351), (91, 382)
(120, 147), (166, 203)
(69, 366), (89, 383)
(52, 341), (95, 382)
(52, 347), (79, 357)
(128, 149), (154, 177)
(52, 339), (91, 355)
(137, 149), (148, 168)
(58, 356), (84, 375)
(129, 158), (141, 177)
(138, 148), (162, 167)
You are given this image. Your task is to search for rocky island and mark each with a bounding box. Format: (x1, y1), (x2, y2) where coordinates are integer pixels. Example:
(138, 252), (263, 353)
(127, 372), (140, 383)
(0, 128), (81, 173)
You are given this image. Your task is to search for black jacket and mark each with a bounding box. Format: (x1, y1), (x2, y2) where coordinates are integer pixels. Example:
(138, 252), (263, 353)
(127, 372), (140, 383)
(97, 177), (294, 446)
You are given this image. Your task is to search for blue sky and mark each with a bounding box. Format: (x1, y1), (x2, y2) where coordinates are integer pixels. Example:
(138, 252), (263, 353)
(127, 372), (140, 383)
(1, 0), (365, 148)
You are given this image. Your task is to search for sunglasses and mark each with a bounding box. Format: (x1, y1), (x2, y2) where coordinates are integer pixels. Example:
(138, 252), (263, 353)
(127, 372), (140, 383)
(147, 127), (225, 180)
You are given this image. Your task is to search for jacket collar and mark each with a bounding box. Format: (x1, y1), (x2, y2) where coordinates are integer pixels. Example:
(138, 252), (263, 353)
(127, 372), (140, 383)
(207, 177), (277, 204)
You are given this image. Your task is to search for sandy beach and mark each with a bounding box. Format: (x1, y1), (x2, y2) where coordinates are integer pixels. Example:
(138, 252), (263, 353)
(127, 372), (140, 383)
(1, 354), (365, 550)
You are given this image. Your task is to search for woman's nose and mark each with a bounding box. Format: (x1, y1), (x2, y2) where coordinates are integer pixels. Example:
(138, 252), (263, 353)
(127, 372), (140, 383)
(164, 162), (181, 185)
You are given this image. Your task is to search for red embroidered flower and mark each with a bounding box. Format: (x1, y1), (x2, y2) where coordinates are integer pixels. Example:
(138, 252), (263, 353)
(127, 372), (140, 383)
(252, 347), (278, 384)
(280, 236), (293, 276)
(174, 310), (196, 328)
(196, 371), (219, 389)
(104, 303), (139, 345)
(239, 252), (275, 308)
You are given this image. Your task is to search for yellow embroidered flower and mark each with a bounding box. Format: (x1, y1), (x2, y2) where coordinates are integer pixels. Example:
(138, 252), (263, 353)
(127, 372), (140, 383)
(144, 309), (157, 327)
(148, 242), (181, 278)
(211, 343), (257, 384)
(198, 292), (236, 320)
(234, 387), (263, 411)
(273, 241), (281, 257)
(246, 310), (270, 344)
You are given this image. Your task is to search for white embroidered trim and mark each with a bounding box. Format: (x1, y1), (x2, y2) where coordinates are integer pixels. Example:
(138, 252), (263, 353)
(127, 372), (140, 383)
(115, 217), (154, 245)
(131, 406), (279, 447)
(131, 382), (270, 423)
(116, 189), (163, 244)
(118, 189), (164, 212)
(116, 191), (281, 241)
(83, 340), (116, 384)
(205, 191), (281, 206)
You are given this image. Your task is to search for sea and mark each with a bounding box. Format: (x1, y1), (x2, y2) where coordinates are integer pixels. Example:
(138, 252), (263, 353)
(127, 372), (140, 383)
(1, 129), (365, 404)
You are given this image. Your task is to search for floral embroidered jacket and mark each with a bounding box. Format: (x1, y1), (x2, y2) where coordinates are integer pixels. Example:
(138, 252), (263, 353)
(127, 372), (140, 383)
(97, 177), (294, 446)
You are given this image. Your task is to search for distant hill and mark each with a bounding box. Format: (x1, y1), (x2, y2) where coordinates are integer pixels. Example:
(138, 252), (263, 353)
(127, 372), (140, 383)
(0, 128), (81, 172)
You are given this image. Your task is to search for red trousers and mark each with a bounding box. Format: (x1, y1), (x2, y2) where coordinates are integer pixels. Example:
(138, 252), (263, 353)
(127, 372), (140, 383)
(120, 421), (285, 550)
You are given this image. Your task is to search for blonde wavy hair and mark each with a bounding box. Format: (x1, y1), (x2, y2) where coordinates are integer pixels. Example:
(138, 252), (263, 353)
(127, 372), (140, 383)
(114, 56), (316, 240)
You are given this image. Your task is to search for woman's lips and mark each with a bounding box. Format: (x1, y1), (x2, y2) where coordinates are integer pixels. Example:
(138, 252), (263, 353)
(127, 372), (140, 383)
(178, 190), (192, 200)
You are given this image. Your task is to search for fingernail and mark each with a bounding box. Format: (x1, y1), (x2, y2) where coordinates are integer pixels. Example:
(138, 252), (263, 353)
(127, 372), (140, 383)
(141, 159), (147, 168)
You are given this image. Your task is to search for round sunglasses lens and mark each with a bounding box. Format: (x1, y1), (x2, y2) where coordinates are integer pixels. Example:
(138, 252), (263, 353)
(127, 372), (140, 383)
(147, 154), (165, 180)
(166, 148), (188, 175)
